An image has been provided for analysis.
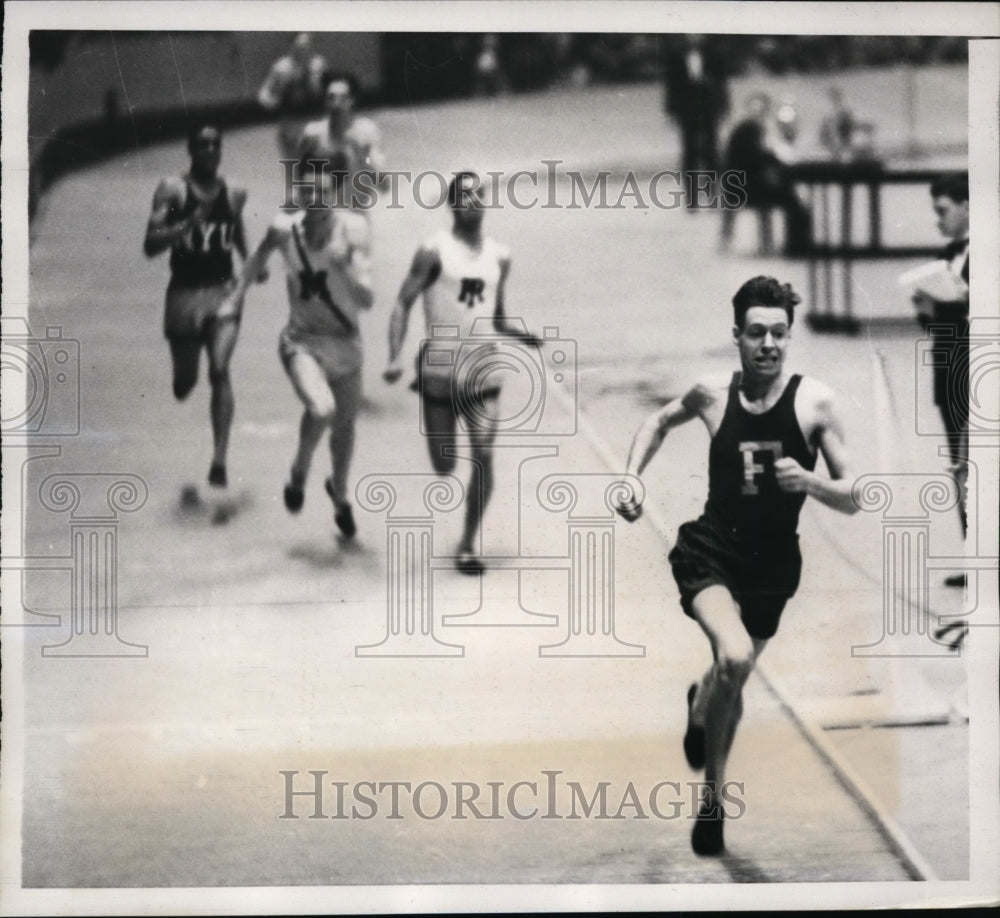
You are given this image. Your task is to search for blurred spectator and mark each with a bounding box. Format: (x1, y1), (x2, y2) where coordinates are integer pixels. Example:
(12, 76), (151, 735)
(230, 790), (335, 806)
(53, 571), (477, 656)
(381, 34), (476, 103)
(772, 100), (801, 164)
(585, 34), (631, 83)
(625, 34), (661, 81)
(548, 34), (571, 85)
(29, 30), (77, 72)
(664, 34), (730, 191)
(474, 34), (508, 97)
(849, 122), (878, 161)
(378, 34), (967, 107)
(819, 87), (857, 161)
(258, 33), (330, 160)
(547, 34), (587, 88)
(504, 34), (557, 91)
(720, 93), (811, 255)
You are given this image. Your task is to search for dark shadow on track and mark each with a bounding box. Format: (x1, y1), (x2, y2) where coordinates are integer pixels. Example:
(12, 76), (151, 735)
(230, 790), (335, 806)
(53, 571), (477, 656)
(287, 542), (348, 568)
(287, 536), (369, 568)
(175, 485), (255, 526)
(720, 852), (773, 882)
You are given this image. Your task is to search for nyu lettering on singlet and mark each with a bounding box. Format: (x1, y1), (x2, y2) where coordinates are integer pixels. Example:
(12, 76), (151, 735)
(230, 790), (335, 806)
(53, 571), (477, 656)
(169, 179), (236, 287)
(706, 372), (816, 539)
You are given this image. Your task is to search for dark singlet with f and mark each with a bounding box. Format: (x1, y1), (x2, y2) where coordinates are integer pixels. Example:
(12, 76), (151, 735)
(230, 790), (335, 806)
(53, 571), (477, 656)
(169, 179), (236, 288)
(706, 372), (816, 540)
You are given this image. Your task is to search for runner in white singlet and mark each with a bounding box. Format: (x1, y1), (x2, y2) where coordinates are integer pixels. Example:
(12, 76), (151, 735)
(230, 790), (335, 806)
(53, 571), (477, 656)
(383, 171), (542, 573)
(221, 172), (373, 538)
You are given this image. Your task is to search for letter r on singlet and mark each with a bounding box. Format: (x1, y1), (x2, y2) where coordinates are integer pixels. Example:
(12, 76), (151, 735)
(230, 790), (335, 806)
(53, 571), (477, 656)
(739, 441), (783, 495)
(458, 277), (485, 306)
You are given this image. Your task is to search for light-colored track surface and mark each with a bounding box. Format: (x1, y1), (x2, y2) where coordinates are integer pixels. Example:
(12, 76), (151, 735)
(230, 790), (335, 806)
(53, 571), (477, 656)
(13, 77), (974, 894)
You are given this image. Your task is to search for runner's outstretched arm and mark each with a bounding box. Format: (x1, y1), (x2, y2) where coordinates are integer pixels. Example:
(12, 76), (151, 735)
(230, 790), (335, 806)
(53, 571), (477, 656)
(143, 180), (207, 257)
(321, 217), (374, 313)
(626, 387), (704, 477)
(617, 384), (703, 521)
(492, 258), (541, 347)
(217, 226), (282, 319)
(384, 246), (439, 382)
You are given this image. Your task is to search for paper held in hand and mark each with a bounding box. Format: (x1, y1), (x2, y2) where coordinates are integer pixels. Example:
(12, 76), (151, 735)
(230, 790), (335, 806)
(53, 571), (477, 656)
(898, 259), (969, 302)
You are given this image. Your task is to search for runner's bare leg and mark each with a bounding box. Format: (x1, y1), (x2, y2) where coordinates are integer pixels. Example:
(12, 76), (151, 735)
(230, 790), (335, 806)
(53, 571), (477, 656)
(327, 370), (362, 506)
(206, 317), (240, 470)
(690, 585), (765, 796)
(458, 394), (500, 556)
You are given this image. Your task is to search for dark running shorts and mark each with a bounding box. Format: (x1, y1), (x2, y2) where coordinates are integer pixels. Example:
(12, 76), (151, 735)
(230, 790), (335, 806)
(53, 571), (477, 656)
(668, 516), (802, 640)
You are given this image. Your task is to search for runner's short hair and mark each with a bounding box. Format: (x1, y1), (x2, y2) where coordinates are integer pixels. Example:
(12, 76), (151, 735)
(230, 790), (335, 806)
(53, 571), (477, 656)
(732, 276), (800, 328)
(326, 71), (359, 99)
(929, 172), (968, 204)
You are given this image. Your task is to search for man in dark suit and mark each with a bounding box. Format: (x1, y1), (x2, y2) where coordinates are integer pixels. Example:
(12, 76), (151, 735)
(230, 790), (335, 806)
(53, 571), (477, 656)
(664, 34), (730, 204)
(913, 173), (969, 604)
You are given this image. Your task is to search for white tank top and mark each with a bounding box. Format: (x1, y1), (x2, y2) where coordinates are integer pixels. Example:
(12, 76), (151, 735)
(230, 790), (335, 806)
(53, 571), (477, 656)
(420, 229), (510, 388)
(272, 209), (370, 373)
(421, 229), (508, 333)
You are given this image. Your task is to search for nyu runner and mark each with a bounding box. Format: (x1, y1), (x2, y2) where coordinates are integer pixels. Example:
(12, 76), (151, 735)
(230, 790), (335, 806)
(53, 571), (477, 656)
(143, 124), (263, 489)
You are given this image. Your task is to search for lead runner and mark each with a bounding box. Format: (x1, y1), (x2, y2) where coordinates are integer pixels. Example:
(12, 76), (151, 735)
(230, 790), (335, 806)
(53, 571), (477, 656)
(616, 275), (858, 856)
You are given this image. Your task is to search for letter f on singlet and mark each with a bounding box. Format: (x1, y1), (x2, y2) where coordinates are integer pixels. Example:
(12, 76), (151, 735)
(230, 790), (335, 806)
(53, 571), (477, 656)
(739, 441), (783, 495)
